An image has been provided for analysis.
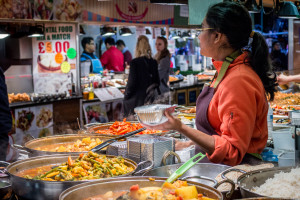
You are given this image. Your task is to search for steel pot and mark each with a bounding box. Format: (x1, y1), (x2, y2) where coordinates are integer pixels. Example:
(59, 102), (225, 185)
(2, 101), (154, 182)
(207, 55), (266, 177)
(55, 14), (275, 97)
(12, 134), (115, 157)
(4, 154), (153, 200)
(237, 166), (296, 199)
(0, 161), (12, 200)
(60, 176), (234, 200)
(143, 163), (230, 187)
(144, 163), (230, 180)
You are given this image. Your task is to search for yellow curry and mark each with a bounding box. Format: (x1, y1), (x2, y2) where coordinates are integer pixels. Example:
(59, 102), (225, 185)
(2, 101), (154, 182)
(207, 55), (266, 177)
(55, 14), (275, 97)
(85, 180), (216, 200)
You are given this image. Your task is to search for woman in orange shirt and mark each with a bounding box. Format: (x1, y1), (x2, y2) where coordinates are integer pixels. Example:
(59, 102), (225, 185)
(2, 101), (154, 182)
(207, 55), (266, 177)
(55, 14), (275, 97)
(143, 2), (277, 166)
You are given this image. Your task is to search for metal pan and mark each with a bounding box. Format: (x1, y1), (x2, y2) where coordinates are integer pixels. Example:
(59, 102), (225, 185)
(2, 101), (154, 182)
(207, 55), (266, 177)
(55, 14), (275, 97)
(12, 134), (115, 157)
(237, 166), (297, 199)
(60, 176), (233, 200)
(3, 154), (152, 200)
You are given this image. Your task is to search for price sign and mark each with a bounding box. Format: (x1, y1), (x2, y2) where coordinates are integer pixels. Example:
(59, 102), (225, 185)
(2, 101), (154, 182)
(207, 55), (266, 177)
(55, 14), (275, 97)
(55, 53), (64, 64)
(67, 48), (76, 59)
(32, 24), (77, 94)
(45, 42), (52, 53)
(61, 61), (71, 73)
(38, 41), (70, 54)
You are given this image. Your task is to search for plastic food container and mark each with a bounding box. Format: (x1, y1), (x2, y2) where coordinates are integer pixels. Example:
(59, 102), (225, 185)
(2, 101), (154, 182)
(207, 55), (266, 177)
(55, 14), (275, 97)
(134, 104), (176, 126)
(278, 151), (295, 167)
(271, 128), (295, 151)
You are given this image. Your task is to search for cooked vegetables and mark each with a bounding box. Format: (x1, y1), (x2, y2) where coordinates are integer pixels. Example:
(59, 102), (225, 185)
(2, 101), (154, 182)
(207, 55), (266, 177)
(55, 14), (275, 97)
(35, 137), (103, 152)
(85, 180), (216, 200)
(95, 119), (164, 135)
(24, 152), (134, 181)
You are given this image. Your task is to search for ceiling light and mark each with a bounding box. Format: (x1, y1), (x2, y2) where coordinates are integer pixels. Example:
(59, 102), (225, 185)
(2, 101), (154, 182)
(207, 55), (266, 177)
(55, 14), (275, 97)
(119, 27), (133, 36)
(28, 25), (44, 37)
(0, 27), (10, 39)
(244, 0), (262, 13)
(80, 25), (85, 35)
(146, 28), (151, 35)
(161, 28), (166, 36)
(100, 27), (116, 36)
(277, 0), (300, 19)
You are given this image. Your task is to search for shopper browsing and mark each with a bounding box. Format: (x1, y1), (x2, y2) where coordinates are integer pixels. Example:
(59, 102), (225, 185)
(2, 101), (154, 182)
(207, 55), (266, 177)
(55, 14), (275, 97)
(143, 2), (277, 166)
(123, 35), (160, 117)
(0, 67), (12, 161)
(155, 37), (171, 103)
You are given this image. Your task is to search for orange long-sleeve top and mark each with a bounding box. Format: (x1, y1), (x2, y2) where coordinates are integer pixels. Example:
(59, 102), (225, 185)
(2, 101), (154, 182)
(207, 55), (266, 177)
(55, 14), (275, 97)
(206, 53), (268, 166)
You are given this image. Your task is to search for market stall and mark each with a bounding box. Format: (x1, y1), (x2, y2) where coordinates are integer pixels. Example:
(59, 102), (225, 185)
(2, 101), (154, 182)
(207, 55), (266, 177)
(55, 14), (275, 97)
(1, 1), (300, 200)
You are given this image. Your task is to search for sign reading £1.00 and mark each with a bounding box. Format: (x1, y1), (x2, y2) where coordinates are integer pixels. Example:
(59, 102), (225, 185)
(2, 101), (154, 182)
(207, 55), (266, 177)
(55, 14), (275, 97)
(32, 24), (77, 94)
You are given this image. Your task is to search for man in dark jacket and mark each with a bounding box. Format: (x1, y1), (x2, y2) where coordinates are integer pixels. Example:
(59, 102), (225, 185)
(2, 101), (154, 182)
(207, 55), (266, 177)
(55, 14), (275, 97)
(116, 40), (132, 68)
(0, 67), (12, 161)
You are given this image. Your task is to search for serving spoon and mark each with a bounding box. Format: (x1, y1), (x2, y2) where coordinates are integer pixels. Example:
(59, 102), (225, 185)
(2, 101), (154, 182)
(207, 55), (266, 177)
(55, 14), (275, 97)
(164, 152), (206, 184)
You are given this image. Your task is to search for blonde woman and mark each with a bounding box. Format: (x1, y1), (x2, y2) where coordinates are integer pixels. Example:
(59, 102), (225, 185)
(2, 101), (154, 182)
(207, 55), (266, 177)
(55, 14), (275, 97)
(123, 35), (160, 116)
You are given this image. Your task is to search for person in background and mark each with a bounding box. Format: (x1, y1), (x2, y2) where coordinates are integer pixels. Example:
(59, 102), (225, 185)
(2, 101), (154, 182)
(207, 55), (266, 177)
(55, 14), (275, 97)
(0, 67), (12, 161)
(277, 74), (300, 85)
(270, 40), (288, 72)
(100, 37), (124, 72)
(123, 35), (160, 117)
(80, 37), (103, 73)
(116, 40), (132, 68)
(142, 2), (277, 166)
(155, 36), (171, 97)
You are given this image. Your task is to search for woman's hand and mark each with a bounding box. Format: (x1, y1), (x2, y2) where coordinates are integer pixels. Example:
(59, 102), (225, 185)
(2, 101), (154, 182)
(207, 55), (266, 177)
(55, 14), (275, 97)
(141, 110), (183, 131)
(277, 74), (291, 85)
(175, 140), (194, 151)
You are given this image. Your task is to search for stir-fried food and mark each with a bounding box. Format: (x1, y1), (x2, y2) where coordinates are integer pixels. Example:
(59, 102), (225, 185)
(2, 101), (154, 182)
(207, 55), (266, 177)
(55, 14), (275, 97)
(85, 180), (216, 200)
(23, 152), (134, 181)
(35, 137), (103, 152)
(95, 119), (164, 135)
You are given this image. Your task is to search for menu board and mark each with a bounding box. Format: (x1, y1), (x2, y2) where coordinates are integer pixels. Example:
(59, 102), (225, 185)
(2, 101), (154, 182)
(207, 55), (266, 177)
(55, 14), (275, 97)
(94, 87), (124, 102)
(14, 104), (53, 145)
(32, 23), (77, 94)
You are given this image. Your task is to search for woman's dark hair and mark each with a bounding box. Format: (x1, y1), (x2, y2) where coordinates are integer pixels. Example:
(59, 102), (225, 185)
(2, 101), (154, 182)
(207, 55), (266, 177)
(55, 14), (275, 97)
(206, 2), (277, 100)
(156, 36), (171, 62)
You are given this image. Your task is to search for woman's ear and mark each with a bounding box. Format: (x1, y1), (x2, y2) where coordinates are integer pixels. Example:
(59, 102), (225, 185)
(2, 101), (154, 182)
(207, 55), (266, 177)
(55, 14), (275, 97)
(214, 32), (222, 44)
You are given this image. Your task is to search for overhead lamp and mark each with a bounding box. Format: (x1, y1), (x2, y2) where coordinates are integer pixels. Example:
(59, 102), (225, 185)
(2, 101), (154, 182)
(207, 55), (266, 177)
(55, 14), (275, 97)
(80, 25), (85, 35)
(0, 26), (10, 39)
(100, 27), (116, 37)
(244, 0), (262, 13)
(146, 28), (151, 35)
(28, 25), (44, 37)
(119, 27), (133, 36)
(277, 0), (300, 19)
(161, 28), (166, 36)
(182, 31), (191, 40)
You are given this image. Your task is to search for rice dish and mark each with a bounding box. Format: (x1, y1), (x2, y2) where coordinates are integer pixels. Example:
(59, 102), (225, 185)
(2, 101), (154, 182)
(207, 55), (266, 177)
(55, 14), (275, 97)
(252, 168), (300, 199)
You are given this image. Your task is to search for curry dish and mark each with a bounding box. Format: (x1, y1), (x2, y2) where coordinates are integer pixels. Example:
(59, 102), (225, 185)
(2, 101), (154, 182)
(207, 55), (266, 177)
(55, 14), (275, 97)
(35, 137), (103, 152)
(21, 152), (134, 181)
(85, 180), (216, 200)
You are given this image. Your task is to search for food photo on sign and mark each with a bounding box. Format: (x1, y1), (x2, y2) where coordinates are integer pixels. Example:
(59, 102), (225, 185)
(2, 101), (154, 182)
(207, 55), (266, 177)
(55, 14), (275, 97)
(83, 102), (108, 124)
(53, 0), (83, 21)
(34, 0), (53, 20)
(14, 105), (54, 145)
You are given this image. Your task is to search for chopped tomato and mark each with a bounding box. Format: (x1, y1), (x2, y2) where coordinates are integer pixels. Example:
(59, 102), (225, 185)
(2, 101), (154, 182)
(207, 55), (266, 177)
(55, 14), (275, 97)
(130, 184), (139, 191)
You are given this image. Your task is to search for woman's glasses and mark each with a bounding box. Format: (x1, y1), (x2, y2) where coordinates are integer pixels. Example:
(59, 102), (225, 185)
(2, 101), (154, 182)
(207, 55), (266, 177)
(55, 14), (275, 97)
(196, 27), (214, 36)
